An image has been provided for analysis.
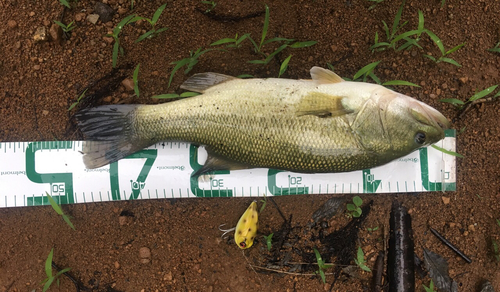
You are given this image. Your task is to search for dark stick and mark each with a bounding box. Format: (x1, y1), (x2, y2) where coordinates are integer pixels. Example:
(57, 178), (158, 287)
(430, 228), (472, 263)
(373, 251), (385, 292)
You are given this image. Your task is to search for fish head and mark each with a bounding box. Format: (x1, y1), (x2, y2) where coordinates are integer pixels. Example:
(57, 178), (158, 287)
(380, 91), (451, 155)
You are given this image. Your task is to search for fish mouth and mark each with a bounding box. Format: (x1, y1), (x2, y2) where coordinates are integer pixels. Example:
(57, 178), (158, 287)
(411, 99), (451, 135)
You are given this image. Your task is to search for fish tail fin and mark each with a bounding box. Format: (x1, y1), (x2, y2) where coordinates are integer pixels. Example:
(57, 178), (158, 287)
(75, 105), (150, 169)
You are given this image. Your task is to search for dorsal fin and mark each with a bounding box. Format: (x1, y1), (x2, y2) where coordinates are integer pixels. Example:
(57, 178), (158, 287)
(310, 66), (344, 84)
(180, 72), (237, 93)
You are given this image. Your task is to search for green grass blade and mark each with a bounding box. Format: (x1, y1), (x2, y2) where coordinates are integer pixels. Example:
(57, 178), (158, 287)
(263, 37), (294, 45)
(469, 85), (499, 102)
(370, 42), (390, 50)
(133, 63), (140, 97)
(440, 57), (461, 67)
(114, 14), (137, 35)
(210, 38), (236, 46)
(135, 30), (154, 42)
(55, 267), (72, 277)
(152, 3), (167, 24)
(422, 54), (436, 62)
(62, 215), (76, 230)
(247, 36), (260, 52)
(392, 29), (422, 44)
(264, 44), (288, 64)
(168, 58), (190, 87)
(237, 74), (254, 78)
(112, 41), (119, 68)
(259, 5), (270, 51)
(156, 27), (168, 34)
(382, 21), (390, 40)
(392, 0), (406, 38)
(417, 10), (424, 35)
(368, 72), (381, 84)
(439, 98), (464, 105)
(353, 61), (381, 80)
(45, 249), (54, 277)
(59, 0), (70, 8)
(446, 42), (465, 55)
(180, 92), (200, 97)
(46, 193), (63, 215)
(289, 40), (317, 48)
(382, 80), (420, 87)
(43, 277), (55, 292)
(53, 20), (66, 29)
(152, 93), (180, 99)
(248, 59), (267, 64)
(278, 55), (292, 78)
(236, 33), (250, 45)
(431, 144), (463, 158)
(424, 29), (445, 56)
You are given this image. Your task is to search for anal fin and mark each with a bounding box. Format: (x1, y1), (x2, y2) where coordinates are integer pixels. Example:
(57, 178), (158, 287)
(192, 150), (250, 177)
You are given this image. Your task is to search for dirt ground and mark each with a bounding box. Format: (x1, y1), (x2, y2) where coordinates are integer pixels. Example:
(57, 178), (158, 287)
(1, 0), (500, 291)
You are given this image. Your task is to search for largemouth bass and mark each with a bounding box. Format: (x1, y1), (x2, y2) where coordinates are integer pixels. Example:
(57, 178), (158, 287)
(76, 67), (450, 174)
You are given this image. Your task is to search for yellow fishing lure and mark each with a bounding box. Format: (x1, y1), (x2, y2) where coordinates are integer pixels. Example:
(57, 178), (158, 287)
(234, 201), (259, 249)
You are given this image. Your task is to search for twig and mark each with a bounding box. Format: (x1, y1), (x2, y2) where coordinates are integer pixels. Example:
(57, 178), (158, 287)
(430, 228), (472, 263)
(456, 96), (499, 121)
(251, 265), (335, 276)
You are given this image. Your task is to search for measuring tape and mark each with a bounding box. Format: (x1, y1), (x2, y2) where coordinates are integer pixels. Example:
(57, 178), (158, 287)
(0, 130), (456, 208)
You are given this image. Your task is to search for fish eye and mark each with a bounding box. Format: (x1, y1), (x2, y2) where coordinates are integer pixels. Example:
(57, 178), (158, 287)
(239, 241), (246, 248)
(415, 132), (426, 144)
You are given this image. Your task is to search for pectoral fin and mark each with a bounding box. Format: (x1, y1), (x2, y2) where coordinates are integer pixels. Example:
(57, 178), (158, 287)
(192, 149), (250, 176)
(296, 92), (353, 117)
(181, 72), (237, 93)
(310, 66), (344, 84)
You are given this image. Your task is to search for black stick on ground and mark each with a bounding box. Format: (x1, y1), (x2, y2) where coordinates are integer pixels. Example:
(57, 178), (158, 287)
(388, 201), (415, 292)
(430, 227), (472, 263)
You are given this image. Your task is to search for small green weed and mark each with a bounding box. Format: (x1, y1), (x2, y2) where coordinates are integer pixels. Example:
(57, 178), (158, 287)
(68, 88), (88, 111)
(367, 226), (379, 232)
(493, 240), (500, 261)
(370, 1), (425, 52)
(131, 0), (135, 10)
(354, 246), (371, 272)
(263, 233), (273, 251)
(343, 61), (420, 87)
(132, 3), (168, 43)
(54, 20), (76, 33)
(488, 42), (500, 53)
(347, 196), (363, 218)
(210, 33), (251, 48)
(431, 145), (463, 158)
(210, 5), (316, 65)
(40, 248), (72, 292)
(423, 30), (465, 67)
(313, 248), (333, 283)
(168, 47), (223, 87)
(367, 0), (384, 10)
(152, 92), (200, 99)
(46, 192), (75, 230)
(201, 1), (217, 13)
(107, 14), (137, 68)
(423, 279), (436, 292)
(439, 84), (500, 108)
(278, 55), (292, 78)
(58, 0), (76, 9)
(133, 63), (140, 97)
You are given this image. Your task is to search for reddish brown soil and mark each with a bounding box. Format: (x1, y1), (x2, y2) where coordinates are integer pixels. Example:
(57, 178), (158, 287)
(1, 0), (500, 291)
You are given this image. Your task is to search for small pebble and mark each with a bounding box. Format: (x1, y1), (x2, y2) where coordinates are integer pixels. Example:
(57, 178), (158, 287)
(87, 14), (100, 25)
(122, 78), (135, 91)
(114, 261), (120, 269)
(7, 20), (17, 29)
(139, 247), (151, 261)
(164, 271), (173, 281)
(442, 196), (450, 204)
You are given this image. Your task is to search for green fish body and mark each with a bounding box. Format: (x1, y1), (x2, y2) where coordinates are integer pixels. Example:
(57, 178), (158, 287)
(76, 67), (450, 174)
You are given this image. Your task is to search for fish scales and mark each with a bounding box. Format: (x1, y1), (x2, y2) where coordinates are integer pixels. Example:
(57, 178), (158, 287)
(133, 79), (368, 172)
(76, 67), (450, 173)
